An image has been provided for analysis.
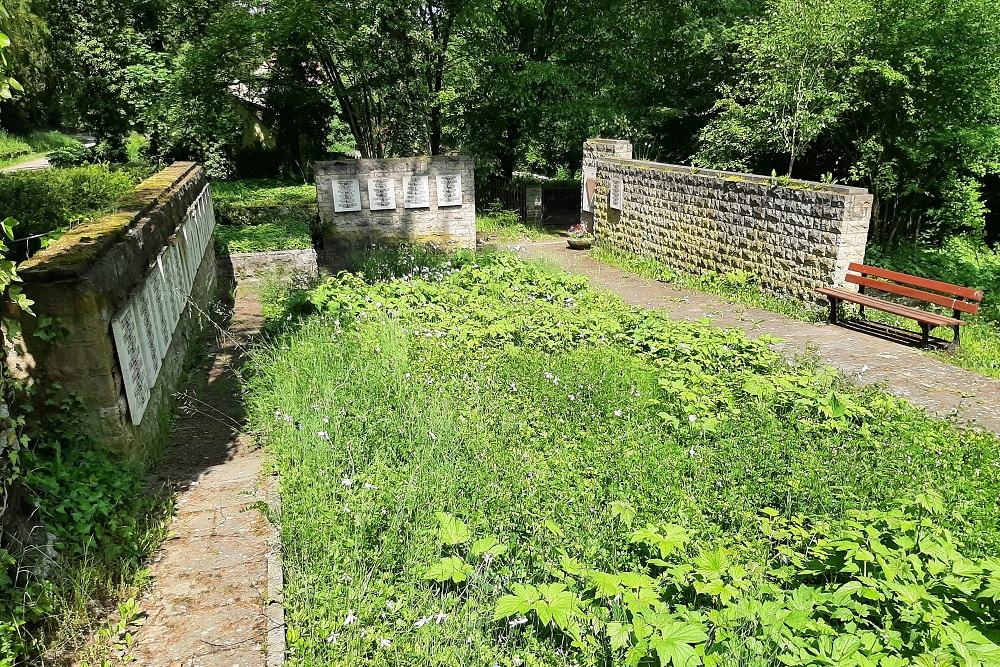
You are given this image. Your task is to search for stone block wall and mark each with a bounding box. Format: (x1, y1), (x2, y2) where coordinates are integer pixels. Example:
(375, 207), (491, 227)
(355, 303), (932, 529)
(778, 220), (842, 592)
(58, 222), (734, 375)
(315, 156), (476, 249)
(8, 162), (218, 457)
(582, 139), (632, 230)
(585, 139), (872, 302)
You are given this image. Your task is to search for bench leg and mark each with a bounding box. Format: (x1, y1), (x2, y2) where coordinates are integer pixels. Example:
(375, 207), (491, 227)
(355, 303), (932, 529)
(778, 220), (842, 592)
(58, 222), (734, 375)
(828, 298), (839, 324)
(948, 324), (962, 351)
(919, 322), (930, 347)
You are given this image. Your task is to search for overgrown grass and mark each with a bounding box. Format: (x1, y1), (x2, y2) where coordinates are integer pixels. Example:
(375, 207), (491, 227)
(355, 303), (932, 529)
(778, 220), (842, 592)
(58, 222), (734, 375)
(591, 244), (820, 322)
(214, 215), (314, 254)
(477, 208), (563, 242)
(246, 248), (999, 666)
(212, 179), (316, 208)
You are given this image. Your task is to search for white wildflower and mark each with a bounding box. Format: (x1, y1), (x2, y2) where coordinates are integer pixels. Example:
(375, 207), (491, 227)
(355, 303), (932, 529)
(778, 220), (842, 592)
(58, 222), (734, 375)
(379, 638), (392, 648)
(614, 409), (623, 417)
(317, 431), (330, 440)
(341, 477), (354, 487)
(509, 616), (528, 627)
(343, 609), (358, 625)
(325, 632), (339, 644)
(434, 611), (448, 624)
(688, 414), (697, 423)
(414, 616), (431, 628)
(363, 482), (379, 490)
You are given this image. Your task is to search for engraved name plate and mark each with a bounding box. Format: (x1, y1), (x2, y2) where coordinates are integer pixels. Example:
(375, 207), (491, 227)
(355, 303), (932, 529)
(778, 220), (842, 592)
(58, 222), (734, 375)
(436, 174), (463, 207)
(367, 178), (396, 211)
(403, 175), (430, 208)
(332, 178), (362, 212)
(610, 177), (624, 210)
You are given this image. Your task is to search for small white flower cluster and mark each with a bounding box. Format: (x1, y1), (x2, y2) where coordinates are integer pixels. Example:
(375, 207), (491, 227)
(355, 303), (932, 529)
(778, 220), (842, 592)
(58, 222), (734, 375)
(544, 371), (561, 386)
(413, 611), (448, 627)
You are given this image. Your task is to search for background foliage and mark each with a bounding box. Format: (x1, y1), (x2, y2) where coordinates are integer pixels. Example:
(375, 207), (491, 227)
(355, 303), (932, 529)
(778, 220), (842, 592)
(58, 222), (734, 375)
(2, 0), (998, 245)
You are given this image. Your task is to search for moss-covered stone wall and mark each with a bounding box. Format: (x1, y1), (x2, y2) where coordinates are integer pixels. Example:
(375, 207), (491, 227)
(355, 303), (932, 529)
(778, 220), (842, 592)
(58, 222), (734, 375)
(8, 162), (219, 457)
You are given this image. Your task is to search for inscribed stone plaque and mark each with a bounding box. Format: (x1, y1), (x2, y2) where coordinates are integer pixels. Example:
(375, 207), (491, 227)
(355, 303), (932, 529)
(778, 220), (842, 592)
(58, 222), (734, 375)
(436, 174), (463, 207)
(112, 306), (151, 425)
(403, 175), (430, 209)
(582, 167), (597, 213)
(610, 177), (624, 210)
(367, 178), (396, 211)
(135, 287), (161, 376)
(332, 178), (362, 212)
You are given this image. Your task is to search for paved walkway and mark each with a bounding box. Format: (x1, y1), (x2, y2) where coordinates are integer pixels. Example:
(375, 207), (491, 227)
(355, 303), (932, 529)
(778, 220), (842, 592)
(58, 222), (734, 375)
(518, 241), (1000, 435)
(126, 285), (278, 666)
(1, 154), (51, 173)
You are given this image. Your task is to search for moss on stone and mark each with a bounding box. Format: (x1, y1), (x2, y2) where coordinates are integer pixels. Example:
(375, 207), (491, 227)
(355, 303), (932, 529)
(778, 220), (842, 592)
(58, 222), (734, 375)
(19, 163), (198, 276)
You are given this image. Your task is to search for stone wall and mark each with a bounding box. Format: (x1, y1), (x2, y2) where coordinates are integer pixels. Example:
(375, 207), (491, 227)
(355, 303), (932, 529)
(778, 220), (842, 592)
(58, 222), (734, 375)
(581, 139), (632, 231)
(585, 139), (872, 302)
(218, 248), (319, 283)
(8, 162), (218, 457)
(315, 156), (476, 249)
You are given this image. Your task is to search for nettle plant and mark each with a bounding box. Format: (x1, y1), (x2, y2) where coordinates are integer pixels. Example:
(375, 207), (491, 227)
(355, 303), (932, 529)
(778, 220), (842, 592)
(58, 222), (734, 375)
(493, 493), (1000, 666)
(424, 512), (508, 586)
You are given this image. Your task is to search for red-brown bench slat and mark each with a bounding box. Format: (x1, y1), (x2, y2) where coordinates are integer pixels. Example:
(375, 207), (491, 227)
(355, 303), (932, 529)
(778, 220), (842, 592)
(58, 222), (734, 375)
(847, 263), (984, 302)
(818, 287), (964, 328)
(845, 274), (981, 315)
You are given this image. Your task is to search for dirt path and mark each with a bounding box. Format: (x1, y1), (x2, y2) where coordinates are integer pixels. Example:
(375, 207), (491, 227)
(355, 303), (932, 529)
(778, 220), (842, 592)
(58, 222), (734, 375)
(125, 284), (278, 666)
(518, 241), (1000, 435)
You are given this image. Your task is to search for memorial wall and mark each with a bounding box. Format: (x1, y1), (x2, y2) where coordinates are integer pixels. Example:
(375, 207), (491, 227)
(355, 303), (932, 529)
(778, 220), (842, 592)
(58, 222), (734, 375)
(8, 162), (218, 456)
(583, 139), (872, 303)
(315, 156), (476, 249)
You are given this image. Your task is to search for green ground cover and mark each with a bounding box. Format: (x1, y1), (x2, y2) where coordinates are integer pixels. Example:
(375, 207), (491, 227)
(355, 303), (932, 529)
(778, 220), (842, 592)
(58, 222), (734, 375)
(246, 248), (1000, 666)
(213, 215), (313, 254)
(591, 242), (1000, 379)
(211, 179), (316, 208)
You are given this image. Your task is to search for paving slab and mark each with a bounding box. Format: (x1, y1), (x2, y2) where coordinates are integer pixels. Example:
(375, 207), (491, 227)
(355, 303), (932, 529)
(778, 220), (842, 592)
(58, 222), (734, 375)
(517, 241), (1000, 435)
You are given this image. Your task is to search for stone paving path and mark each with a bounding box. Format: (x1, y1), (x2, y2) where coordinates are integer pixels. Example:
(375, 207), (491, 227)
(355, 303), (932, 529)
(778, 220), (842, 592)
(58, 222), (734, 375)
(518, 241), (1000, 435)
(125, 285), (278, 666)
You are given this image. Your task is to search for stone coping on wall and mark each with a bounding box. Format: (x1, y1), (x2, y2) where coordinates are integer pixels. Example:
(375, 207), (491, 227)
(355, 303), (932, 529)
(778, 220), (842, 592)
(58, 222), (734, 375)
(18, 162), (208, 313)
(600, 157), (869, 197)
(20, 162), (202, 282)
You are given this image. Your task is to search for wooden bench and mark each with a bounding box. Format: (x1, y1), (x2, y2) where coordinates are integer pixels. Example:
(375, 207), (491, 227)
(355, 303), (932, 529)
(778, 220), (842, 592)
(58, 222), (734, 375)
(818, 263), (984, 349)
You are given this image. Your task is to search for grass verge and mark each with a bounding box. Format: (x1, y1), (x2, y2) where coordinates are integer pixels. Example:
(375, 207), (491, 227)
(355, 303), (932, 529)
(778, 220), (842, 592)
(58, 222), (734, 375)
(477, 208), (563, 242)
(245, 248), (1000, 666)
(214, 215), (314, 254)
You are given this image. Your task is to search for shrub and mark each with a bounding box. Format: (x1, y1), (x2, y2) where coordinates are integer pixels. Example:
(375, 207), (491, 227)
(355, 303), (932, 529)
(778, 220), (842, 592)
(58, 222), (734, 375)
(0, 132), (32, 161)
(47, 144), (89, 168)
(0, 166), (138, 253)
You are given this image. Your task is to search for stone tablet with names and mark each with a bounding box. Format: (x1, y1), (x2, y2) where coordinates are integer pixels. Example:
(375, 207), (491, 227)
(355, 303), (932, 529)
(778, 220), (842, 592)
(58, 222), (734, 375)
(610, 177), (624, 210)
(582, 167), (597, 213)
(403, 175), (430, 209)
(332, 178), (362, 212)
(367, 178), (396, 211)
(436, 174), (463, 207)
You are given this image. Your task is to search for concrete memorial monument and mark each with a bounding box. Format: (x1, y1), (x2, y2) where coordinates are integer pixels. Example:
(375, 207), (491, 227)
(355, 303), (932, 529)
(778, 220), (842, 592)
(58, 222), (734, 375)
(315, 155), (476, 248)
